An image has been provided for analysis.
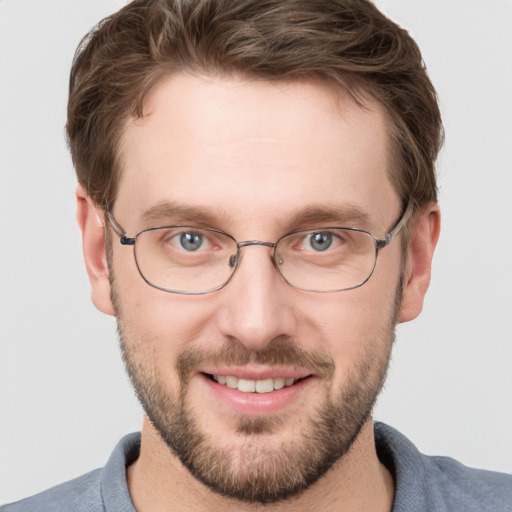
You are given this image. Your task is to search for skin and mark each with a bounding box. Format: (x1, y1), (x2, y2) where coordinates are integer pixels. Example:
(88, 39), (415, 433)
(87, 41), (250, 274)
(77, 74), (440, 511)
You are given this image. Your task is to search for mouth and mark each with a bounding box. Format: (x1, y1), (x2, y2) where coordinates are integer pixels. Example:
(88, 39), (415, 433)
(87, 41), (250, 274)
(196, 370), (316, 419)
(197, 367), (316, 415)
(204, 373), (309, 393)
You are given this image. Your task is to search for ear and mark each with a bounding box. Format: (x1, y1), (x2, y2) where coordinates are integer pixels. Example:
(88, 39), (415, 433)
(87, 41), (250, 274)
(398, 204), (441, 323)
(76, 185), (115, 316)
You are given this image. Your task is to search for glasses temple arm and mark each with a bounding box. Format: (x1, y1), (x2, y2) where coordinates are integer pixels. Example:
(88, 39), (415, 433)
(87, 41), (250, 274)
(376, 202), (414, 249)
(106, 212), (136, 245)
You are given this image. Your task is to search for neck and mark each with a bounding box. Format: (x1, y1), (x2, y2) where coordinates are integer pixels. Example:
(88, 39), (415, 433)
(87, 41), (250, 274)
(127, 417), (395, 512)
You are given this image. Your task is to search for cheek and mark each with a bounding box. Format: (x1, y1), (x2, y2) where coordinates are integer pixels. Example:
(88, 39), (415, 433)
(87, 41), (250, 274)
(121, 293), (219, 359)
(300, 268), (400, 384)
(111, 249), (220, 364)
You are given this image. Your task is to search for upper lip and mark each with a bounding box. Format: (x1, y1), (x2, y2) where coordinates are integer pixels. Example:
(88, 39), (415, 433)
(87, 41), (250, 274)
(199, 366), (313, 381)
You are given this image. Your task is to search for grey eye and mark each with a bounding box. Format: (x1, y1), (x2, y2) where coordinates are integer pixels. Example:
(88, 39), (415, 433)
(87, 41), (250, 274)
(309, 232), (333, 251)
(180, 232), (203, 251)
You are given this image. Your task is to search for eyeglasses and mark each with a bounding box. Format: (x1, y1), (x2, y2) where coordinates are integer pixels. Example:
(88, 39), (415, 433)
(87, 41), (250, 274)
(107, 203), (413, 295)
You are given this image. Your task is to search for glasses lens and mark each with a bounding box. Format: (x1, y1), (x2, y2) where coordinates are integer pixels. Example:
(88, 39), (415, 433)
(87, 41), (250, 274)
(275, 228), (377, 292)
(134, 227), (238, 294)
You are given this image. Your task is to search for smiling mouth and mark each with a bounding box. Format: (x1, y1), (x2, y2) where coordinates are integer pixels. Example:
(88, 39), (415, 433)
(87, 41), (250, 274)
(204, 374), (310, 393)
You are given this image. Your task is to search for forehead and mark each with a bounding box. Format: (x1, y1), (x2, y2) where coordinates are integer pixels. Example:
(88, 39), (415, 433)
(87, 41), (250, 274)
(116, 73), (397, 232)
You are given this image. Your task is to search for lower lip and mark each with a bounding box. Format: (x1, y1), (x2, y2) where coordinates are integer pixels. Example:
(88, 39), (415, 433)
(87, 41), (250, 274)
(198, 373), (314, 416)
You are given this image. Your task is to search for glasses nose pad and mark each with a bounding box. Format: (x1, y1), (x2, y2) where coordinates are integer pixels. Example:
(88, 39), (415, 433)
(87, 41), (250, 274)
(229, 253), (239, 268)
(272, 248), (284, 268)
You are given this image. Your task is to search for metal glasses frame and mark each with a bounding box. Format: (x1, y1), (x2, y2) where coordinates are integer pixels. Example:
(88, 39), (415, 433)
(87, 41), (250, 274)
(107, 202), (414, 294)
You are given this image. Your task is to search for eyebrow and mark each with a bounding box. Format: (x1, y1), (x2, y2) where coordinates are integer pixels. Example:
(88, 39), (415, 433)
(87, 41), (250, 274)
(141, 202), (234, 229)
(286, 205), (371, 230)
(139, 201), (371, 232)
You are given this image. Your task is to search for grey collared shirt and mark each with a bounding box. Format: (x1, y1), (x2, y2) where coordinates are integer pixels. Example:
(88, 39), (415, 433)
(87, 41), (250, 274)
(2, 423), (511, 511)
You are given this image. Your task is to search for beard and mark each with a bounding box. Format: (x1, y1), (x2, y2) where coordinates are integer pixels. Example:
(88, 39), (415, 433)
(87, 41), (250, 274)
(112, 277), (400, 504)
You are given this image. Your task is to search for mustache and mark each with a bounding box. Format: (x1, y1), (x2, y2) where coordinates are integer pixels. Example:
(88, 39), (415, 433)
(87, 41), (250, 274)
(176, 337), (335, 381)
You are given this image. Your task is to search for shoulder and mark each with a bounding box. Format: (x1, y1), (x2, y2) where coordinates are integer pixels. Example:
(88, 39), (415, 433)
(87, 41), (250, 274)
(0, 469), (104, 512)
(1, 433), (140, 512)
(423, 454), (512, 510)
(374, 422), (512, 512)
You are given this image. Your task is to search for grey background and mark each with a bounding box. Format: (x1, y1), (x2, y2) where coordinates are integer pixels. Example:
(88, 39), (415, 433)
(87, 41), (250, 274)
(1, 0), (511, 504)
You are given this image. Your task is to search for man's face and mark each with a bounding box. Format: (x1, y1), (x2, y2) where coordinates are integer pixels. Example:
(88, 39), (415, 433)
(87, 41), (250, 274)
(109, 74), (404, 502)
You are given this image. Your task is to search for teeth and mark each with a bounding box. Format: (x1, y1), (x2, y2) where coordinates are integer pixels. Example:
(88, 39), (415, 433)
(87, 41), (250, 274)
(238, 378), (256, 392)
(212, 375), (298, 393)
(255, 378), (274, 393)
(225, 376), (238, 389)
(273, 378), (285, 390)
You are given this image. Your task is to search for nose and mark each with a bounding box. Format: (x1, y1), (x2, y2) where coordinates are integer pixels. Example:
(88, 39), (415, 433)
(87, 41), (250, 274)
(217, 244), (297, 351)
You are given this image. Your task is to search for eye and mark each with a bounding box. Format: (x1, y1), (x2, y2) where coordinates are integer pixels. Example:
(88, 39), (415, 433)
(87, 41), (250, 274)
(283, 230), (346, 254)
(160, 229), (213, 252)
(308, 231), (333, 251)
(179, 231), (203, 251)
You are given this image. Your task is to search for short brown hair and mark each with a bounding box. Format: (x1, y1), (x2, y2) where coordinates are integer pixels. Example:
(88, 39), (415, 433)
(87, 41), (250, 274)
(67, 0), (443, 212)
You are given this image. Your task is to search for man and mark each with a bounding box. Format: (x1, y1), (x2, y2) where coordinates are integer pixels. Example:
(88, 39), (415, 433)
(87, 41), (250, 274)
(2, 0), (511, 510)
